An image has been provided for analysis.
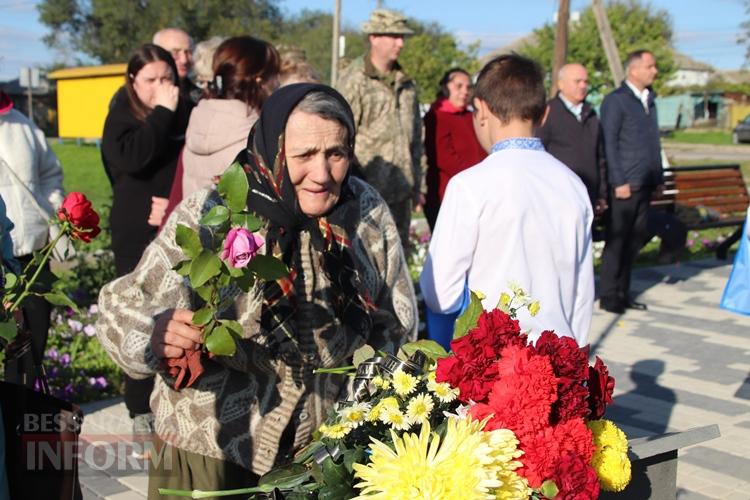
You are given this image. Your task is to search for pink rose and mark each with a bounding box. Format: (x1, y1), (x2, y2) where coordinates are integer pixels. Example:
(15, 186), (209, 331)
(221, 228), (264, 268)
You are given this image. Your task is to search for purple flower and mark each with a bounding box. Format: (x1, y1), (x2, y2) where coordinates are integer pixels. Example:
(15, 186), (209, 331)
(60, 353), (71, 366)
(88, 304), (99, 315)
(88, 376), (108, 389)
(48, 367), (59, 379)
(46, 348), (59, 361)
(67, 319), (83, 332)
(83, 324), (96, 337)
(686, 239), (694, 247)
(221, 228), (264, 268)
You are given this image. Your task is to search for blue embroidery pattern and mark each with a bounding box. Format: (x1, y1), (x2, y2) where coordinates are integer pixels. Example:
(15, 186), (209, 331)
(491, 137), (545, 153)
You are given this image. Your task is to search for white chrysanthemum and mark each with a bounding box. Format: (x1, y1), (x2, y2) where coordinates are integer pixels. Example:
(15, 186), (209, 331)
(381, 408), (412, 431)
(406, 393), (435, 424)
(339, 402), (371, 429)
(392, 369), (419, 396)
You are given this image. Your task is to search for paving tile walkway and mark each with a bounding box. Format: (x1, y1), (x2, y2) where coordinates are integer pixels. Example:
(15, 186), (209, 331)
(78, 258), (750, 499)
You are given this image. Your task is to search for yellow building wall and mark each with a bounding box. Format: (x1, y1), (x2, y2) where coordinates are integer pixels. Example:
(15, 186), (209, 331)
(56, 75), (124, 139)
(728, 103), (750, 129)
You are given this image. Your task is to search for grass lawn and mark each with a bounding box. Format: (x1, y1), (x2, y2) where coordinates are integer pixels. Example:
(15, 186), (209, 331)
(663, 129), (734, 146)
(51, 141), (112, 213)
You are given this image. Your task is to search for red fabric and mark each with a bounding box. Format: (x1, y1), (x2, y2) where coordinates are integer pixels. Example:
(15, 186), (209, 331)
(0, 91), (13, 115)
(165, 347), (206, 390)
(160, 148), (185, 233)
(424, 98), (486, 208)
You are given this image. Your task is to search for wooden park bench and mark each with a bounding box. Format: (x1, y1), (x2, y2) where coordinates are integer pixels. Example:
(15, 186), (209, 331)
(651, 164), (750, 259)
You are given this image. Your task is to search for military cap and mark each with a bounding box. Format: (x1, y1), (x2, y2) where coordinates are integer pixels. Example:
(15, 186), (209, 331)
(361, 9), (414, 36)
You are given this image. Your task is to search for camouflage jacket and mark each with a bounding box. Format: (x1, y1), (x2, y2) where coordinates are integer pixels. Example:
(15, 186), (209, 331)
(336, 54), (425, 203)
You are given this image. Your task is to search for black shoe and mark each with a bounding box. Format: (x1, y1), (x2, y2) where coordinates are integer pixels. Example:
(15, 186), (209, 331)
(625, 299), (648, 311)
(599, 298), (625, 314)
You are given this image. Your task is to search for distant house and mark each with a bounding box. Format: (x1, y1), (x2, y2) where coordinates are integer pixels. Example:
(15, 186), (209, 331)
(48, 64), (126, 140)
(666, 52), (714, 88)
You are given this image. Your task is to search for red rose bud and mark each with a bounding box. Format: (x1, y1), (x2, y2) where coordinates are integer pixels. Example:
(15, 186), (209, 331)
(57, 192), (101, 242)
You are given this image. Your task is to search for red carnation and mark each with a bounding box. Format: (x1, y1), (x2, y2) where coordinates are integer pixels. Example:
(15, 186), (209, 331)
(551, 379), (590, 424)
(437, 310), (529, 403)
(469, 344), (557, 435)
(588, 356), (615, 419)
(535, 330), (589, 382)
(57, 192), (101, 242)
(553, 418), (595, 463)
(553, 452), (600, 500)
(516, 425), (559, 487)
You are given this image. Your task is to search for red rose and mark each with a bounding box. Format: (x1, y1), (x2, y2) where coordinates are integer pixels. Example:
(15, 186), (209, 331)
(57, 192), (101, 242)
(588, 356), (615, 419)
(553, 452), (600, 500)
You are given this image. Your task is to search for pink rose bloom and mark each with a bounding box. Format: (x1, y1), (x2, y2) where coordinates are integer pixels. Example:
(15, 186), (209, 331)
(221, 228), (264, 268)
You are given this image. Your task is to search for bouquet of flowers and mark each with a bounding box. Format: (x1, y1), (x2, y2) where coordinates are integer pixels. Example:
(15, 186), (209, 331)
(0, 192), (101, 354)
(162, 288), (631, 499)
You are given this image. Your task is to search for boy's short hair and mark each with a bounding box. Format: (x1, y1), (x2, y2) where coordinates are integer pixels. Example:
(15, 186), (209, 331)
(473, 54), (546, 125)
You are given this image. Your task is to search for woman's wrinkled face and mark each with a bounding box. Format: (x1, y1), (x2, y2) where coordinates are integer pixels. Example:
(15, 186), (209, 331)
(285, 110), (350, 217)
(447, 72), (472, 110)
(131, 61), (174, 109)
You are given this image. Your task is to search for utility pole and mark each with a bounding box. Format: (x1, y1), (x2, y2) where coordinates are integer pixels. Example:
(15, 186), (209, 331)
(591, 0), (624, 86)
(331, 0), (341, 86)
(550, 0), (570, 99)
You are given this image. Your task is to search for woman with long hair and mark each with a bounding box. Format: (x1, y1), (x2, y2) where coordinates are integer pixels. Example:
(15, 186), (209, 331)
(101, 43), (191, 437)
(423, 67), (486, 230)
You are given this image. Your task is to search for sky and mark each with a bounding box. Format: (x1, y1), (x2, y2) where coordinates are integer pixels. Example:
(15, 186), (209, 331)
(0, 0), (747, 81)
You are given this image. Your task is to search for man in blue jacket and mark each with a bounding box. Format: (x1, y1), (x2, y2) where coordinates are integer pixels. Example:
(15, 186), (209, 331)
(599, 50), (662, 314)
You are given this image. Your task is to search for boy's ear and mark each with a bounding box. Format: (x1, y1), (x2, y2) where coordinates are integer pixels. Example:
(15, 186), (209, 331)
(473, 97), (487, 121)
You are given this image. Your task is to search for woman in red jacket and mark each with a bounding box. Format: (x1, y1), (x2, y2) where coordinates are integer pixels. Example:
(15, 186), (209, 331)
(423, 68), (486, 230)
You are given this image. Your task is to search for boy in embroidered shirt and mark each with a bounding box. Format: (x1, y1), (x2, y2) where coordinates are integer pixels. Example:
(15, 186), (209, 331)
(420, 54), (594, 346)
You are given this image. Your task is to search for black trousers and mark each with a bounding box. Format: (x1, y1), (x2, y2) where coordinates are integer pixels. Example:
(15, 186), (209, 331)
(4, 255), (52, 387)
(115, 253), (155, 417)
(599, 187), (653, 303)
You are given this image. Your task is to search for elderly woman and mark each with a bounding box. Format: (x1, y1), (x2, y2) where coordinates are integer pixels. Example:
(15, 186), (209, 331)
(97, 83), (417, 495)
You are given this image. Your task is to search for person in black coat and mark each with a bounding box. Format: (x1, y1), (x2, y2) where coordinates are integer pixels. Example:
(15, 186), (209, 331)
(101, 43), (190, 433)
(599, 50), (663, 314)
(537, 63), (607, 215)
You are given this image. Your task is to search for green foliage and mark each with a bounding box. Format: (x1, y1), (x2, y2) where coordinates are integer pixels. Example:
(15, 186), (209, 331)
(452, 290), (484, 340)
(38, 0), (283, 63)
(400, 19), (481, 104)
(520, 0), (676, 95)
(51, 142), (111, 216)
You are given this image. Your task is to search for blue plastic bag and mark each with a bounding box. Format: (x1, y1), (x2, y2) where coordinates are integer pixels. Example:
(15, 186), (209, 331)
(425, 285), (470, 351)
(720, 221), (750, 315)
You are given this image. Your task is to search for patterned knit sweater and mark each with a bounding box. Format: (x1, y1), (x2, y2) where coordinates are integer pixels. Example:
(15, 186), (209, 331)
(96, 177), (417, 474)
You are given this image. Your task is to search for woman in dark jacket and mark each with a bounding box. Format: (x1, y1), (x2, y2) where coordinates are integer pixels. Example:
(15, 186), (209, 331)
(423, 68), (486, 230)
(102, 43), (190, 277)
(101, 43), (191, 436)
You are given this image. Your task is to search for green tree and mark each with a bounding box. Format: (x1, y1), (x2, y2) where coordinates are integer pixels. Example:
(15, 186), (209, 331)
(400, 19), (480, 103)
(38, 0), (283, 63)
(520, 0), (676, 95)
(276, 10), (366, 85)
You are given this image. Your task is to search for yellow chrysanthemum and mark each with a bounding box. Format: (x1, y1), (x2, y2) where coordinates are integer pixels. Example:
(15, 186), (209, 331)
(353, 418), (527, 500)
(430, 381), (459, 403)
(372, 375), (391, 390)
(339, 403), (370, 429)
(391, 369), (419, 396)
(319, 422), (352, 439)
(381, 408), (412, 431)
(368, 396), (400, 422)
(588, 419), (631, 492)
(406, 393), (434, 424)
(528, 301), (541, 317)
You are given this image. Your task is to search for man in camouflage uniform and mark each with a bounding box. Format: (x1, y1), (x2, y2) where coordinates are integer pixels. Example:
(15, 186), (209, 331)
(336, 9), (424, 247)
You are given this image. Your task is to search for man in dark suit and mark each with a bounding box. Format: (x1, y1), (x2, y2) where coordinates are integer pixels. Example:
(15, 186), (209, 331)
(599, 50), (663, 314)
(537, 63), (607, 215)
